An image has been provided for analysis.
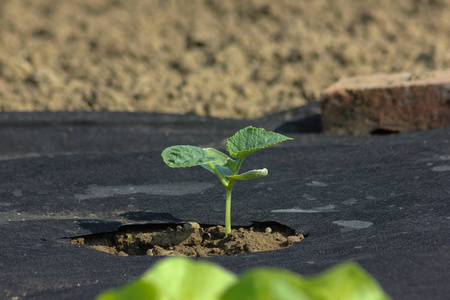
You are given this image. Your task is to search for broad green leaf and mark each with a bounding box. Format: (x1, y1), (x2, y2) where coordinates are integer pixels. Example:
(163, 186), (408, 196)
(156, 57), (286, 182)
(302, 261), (392, 300)
(161, 146), (230, 168)
(226, 168), (268, 181)
(226, 126), (293, 159)
(141, 257), (238, 300)
(221, 268), (309, 300)
(96, 280), (158, 300)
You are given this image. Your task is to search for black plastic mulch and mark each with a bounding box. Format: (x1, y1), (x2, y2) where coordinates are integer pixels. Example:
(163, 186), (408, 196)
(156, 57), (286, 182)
(0, 102), (448, 299)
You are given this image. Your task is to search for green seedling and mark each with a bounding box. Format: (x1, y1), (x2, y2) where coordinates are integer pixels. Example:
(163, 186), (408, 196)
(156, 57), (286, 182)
(161, 126), (292, 236)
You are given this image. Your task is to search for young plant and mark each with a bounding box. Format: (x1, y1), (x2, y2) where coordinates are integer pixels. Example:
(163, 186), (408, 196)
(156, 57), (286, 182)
(161, 126), (292, 236)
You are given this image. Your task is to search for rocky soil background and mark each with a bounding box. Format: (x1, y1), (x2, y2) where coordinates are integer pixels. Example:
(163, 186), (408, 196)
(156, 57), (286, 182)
(0, 0), (449, 118)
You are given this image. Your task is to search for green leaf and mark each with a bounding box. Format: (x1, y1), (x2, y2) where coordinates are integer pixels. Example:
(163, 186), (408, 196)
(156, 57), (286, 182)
(302, 261), (392, 300)
(221, 268), (309, 300)
(226, 168), (268, 181)
(226, 126), (293, 159)
(96, 280), (158, 300)
(221, 262), (391, 300)
(201, 164), (234, 177)
(161, 146), (230, 168)
(141, 257), (238, 300)
(97, 258), (391, 300)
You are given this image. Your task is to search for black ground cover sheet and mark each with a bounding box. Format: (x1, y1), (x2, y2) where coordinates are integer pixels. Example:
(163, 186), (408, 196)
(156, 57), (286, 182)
(0, 103), (448, 299)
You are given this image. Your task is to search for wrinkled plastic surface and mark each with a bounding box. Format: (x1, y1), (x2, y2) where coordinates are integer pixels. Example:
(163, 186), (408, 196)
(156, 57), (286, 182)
(0, 102), (448, 299)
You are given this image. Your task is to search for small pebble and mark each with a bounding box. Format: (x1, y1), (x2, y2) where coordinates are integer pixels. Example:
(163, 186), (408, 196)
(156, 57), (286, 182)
(184, 222), (200, 229)
(265, 227), (272, 234)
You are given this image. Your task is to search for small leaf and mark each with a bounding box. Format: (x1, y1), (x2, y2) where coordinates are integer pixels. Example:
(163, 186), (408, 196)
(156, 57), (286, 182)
(226, 168), (268, 181)
(162, 146), (230, 168)
(221, 268), (308, 300)
(141, 257), (237, 300)
(302, 261), (392, 300)
(226, 126), (293, 159)
(201, 164), (234, 177)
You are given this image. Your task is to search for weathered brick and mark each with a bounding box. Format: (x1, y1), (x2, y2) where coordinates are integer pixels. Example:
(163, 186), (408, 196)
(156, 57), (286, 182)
(320, 70), (450, 135)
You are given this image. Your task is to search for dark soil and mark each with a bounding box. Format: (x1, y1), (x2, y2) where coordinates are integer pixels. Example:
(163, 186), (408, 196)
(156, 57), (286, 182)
(1, 0), (449, 118)
(71, 222), (304, 257)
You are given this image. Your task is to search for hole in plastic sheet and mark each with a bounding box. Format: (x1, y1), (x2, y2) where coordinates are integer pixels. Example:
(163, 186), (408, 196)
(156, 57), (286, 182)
(70, 221), (304, 257)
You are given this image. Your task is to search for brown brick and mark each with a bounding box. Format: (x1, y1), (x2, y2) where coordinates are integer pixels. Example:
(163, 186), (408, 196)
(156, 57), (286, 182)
(320, 70), (450, 135)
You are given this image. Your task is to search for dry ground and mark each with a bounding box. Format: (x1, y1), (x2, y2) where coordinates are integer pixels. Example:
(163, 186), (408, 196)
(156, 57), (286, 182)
(1, 0), (449, 118)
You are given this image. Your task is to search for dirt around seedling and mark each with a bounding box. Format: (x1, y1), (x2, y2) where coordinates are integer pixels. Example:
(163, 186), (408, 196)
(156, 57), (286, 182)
(71, 222), (303, 257)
